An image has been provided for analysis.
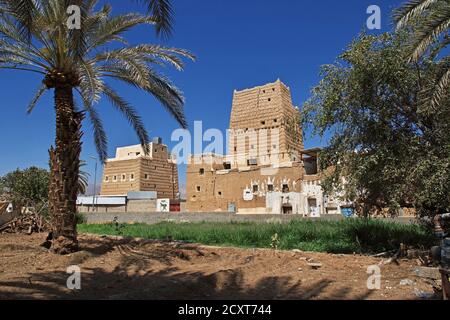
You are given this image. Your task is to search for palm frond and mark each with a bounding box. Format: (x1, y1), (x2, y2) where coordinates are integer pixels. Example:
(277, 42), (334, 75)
(408, 5), (450, 61)
(78, 160), (90, 195)
(101, 64), (187, 128)
(82, 100), (108, 164)
(95, 45), (195, 71)
(431, 66), (450, 108)
(102, 85), (151, 155)
(394, 0), (438, 29)
(78, 60), (103, 105)
(0, 0), (38, 42)
(27, 82), (47, 114)
(137, 0), (173, 38)
(87, 13), (156, 51)
(144, 69), (187, 128)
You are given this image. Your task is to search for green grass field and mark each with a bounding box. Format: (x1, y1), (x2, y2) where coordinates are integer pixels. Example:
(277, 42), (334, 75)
(78, 219), (434, 254)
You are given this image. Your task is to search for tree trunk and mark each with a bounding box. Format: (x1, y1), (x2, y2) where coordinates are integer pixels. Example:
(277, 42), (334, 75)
(48, 86), (84, 254)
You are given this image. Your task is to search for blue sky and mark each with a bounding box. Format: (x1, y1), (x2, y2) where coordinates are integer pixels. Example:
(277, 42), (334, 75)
(0, 0), (402, 190)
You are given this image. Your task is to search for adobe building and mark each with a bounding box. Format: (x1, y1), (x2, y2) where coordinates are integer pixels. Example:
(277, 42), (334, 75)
(100, 138), (179, 199)
(186, 80), (346, 215)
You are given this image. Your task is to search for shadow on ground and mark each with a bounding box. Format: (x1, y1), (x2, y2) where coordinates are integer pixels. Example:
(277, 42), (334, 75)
(0, 237), (374, 300)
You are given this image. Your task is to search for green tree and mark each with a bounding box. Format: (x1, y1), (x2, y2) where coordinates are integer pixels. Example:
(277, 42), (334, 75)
(0, 0), (194, 253)
(0, 167), (49, 209)
(302, 33), (450, 218)
(394, 0), (450, 108)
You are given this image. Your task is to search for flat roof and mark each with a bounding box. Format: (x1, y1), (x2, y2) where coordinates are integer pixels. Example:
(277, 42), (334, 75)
(301, 147), (322, 157)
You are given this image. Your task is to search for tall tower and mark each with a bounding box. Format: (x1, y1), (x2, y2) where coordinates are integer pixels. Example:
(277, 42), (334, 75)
(228, 79), (303, 165)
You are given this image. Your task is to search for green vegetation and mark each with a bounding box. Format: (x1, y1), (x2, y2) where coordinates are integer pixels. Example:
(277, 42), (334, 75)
(303, 31), (450, 218)
(78, 219), (434, 254)
(0, 167), (49, 208)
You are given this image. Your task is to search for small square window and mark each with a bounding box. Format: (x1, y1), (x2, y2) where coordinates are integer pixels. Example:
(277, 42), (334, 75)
(144, 174), (149, 179)
(274, 119), (277, 123)
(261, 121), (265, 125)
(268, 184), (274, 192)
(104, 176), (109, 182)
(218, 191), (222, 196)
(199, 168), (205, 175)
(253, 185), (259, 192)
(196, 186), (201, 192)
(113, 175), (117, 182)
(130, 174), (135, 181)
(122, 174), (126, 181)
(268, 98), (271, 102)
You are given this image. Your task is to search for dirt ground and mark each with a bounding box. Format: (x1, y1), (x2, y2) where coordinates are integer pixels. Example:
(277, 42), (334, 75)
(0, 233), (437, 300)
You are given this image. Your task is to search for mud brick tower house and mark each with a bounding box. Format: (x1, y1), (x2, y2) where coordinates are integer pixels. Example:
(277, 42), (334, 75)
(186, 80), (317, 214)
(100, 138), (179, 199)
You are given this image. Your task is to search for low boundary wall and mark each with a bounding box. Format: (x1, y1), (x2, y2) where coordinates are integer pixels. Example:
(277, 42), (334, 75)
(82, 212), (416, 225)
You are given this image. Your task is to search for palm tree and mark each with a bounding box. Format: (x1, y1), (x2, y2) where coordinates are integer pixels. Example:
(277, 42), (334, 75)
(0, 0), (194, 254)
(2, 0), (174, 39)
(394, 0), (449, 108)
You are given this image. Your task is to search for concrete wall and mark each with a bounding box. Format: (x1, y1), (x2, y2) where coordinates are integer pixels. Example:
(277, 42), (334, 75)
(78, 204), (127, 213)
(82, 212), (344, 224)
(81, 212), (417, 225)
(77, 199), (157, 213)
(127, 199), (157, 212)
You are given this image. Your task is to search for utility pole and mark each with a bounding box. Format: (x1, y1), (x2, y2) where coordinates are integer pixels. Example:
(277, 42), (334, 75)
(90, 156), (98, 212)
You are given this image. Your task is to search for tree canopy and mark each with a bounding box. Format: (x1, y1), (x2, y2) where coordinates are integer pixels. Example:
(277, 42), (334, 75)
(0, 167), (49, 207)
(303, 32), (450, 217)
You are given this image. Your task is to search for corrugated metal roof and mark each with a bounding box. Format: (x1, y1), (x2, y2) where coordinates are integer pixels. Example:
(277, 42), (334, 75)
(77, 196), (126, 205)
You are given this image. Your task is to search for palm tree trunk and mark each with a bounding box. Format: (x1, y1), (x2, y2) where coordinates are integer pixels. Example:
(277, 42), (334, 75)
(48, 86), (84, 254)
